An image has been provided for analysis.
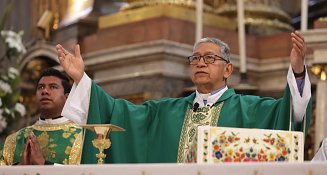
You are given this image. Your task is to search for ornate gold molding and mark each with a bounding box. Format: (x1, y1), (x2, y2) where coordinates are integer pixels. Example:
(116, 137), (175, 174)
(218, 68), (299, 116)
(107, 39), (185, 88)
(99, 4), (236, 30)
(122, 0), (213, 12)
(318, 17), (327, 22)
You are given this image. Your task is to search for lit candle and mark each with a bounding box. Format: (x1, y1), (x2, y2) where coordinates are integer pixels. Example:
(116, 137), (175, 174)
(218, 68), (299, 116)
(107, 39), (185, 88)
(196, 0), (203, 42)
(301, 0), (308, 31)
(237, 0), (246, 73)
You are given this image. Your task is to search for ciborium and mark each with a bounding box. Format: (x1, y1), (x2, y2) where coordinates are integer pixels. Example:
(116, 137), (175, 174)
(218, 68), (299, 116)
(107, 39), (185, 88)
(81, 124), (125, 164)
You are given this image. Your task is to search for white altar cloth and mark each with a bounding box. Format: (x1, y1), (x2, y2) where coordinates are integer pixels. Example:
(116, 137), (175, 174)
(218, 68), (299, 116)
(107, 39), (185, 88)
(1, 162), (326, 175)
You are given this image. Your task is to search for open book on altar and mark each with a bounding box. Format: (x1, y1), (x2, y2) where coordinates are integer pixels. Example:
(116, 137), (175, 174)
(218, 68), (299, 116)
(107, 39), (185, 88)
(197, 126), (304, 163)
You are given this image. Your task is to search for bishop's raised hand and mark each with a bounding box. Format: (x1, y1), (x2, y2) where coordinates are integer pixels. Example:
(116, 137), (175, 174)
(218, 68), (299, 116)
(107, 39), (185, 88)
(290, 31), (306, 76)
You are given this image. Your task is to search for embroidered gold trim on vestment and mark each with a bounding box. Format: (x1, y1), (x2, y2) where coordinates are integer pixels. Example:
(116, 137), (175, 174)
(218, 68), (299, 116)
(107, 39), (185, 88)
(177, 102), (223, 163)
(3, 132), (18, 165)
(32, 121), (80, 131)
(69, 132), (83, 164)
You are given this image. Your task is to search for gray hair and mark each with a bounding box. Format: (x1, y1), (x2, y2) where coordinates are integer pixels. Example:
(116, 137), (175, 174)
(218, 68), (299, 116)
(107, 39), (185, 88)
(193, 37), (231, 63)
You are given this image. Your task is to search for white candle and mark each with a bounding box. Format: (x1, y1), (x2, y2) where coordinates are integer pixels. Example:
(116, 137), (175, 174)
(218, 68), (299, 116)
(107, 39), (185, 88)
(301, 0), (308, 31)
(196, 0), (203, 42)
(237, 0), (246, 73)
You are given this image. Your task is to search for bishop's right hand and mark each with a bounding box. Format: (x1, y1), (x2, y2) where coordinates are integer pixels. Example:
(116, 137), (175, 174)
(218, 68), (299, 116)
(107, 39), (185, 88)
(56, 44), (85, 84)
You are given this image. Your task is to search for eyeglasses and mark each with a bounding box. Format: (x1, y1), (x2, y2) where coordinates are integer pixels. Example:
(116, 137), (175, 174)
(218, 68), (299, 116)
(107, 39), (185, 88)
(187, 54), (228, 65)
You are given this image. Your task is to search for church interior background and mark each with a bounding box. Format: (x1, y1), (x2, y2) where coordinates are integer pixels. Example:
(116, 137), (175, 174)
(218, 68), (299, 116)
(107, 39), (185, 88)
(0, 0), (327, 161)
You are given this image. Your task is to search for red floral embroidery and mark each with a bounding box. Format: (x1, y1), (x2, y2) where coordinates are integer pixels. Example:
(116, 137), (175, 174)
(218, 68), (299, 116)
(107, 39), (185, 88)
(210, 132), (292, 163)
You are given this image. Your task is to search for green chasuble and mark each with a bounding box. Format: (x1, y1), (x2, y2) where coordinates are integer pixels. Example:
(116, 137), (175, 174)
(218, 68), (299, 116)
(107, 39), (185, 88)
(81, 82), (311, 164)
(2, 121), (83, 165)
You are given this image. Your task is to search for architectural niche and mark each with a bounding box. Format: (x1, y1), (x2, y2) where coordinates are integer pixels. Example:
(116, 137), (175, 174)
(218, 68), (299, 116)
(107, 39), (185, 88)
(17, 42), (59, 130)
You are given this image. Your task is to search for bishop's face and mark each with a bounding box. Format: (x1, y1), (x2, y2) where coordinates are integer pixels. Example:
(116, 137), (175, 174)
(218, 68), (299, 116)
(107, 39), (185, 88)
(190, 42), (232, 93)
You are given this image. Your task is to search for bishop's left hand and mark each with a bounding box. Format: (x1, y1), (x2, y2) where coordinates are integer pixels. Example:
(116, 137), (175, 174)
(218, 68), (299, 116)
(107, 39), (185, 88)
(290, 31), (307, 74)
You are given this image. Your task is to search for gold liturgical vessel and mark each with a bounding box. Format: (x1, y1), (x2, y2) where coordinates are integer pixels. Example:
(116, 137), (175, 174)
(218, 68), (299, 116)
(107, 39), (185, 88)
(81, 124), (125, 164)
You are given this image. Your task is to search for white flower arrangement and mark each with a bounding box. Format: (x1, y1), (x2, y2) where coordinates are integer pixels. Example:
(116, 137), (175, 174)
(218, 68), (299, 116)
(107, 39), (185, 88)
(14, 103), (26, 117)
(0, 80), (12, 95)
(0, 30), (26, 56)
(0, 1), (27, 159)
(0, 66), (26, 133)
(0, 29), (27, 133)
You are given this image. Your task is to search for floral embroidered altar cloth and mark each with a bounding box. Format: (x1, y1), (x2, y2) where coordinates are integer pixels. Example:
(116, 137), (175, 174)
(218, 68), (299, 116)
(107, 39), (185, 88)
(197, 126), (303, 163)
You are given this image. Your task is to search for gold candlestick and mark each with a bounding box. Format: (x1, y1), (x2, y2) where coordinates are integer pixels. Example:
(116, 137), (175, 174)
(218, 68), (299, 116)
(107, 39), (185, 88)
(81, 124), (125, 164)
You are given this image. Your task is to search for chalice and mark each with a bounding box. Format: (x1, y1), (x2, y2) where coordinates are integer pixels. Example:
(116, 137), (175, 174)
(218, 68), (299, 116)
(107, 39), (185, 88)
(81, 124), (125, 164)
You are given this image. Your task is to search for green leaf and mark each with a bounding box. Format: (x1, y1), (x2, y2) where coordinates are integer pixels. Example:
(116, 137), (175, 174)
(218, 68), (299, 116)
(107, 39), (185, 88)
(0, 0), (13, 31)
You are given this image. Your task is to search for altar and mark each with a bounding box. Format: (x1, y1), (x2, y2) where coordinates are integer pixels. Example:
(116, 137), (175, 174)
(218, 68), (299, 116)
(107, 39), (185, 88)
(1, 162), (326, 175)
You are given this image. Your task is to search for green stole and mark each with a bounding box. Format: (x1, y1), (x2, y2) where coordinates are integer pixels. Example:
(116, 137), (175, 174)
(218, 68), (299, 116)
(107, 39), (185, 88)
(3, 121), (83, 165)
(177, 103), (224, 162)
